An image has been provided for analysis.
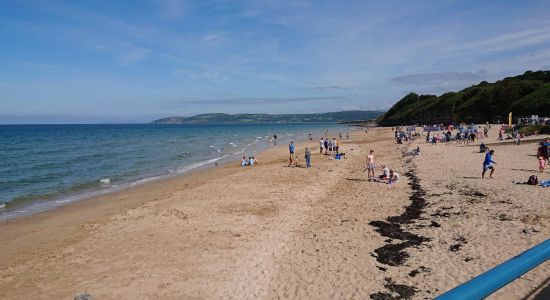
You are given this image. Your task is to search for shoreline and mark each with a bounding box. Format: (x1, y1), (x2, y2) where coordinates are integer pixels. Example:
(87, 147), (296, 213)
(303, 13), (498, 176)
(0, 132), (338, 264)
(0, 124), (348, 222)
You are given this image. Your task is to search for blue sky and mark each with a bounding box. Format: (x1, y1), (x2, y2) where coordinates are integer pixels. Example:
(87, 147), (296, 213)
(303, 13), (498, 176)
(1, 0), (550, 123)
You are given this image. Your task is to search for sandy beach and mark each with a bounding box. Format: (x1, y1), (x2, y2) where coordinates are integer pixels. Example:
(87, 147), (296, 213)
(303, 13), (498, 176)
(0, 127), (548, 299)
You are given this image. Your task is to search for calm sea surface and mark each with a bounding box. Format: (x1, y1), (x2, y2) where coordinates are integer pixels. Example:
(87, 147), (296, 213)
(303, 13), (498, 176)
(0, 123), (348, 220)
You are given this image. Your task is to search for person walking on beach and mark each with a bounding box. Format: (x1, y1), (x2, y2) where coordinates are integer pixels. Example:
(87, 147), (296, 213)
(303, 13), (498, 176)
(324, 138), (329, 155)
(366, 150), (375, 181)
(305, 146), (311, 168)
(538, 156), (546, 173)
(544, 138), (550, 163)
(333, 138), (339, 155)
(482, 149), (496, 179)
(288, 141), (295, 167)
(319, 138), (324, 154)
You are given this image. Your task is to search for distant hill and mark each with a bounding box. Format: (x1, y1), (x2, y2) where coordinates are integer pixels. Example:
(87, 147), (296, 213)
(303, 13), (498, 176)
(152, 111), (385, 124)
(379, 70), (550, 126)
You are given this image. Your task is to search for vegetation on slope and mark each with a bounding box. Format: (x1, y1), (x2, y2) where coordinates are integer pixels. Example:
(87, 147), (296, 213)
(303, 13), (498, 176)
(379, 70), (550, 126)
(152, 111), (384, 124)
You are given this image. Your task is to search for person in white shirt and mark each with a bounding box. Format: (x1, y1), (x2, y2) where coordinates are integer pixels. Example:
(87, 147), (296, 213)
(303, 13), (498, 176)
(388, 170), (400, 184)
(379, 164), (390, 180)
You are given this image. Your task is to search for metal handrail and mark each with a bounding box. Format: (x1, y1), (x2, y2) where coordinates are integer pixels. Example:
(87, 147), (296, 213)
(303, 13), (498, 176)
(436, 239), (550, 299)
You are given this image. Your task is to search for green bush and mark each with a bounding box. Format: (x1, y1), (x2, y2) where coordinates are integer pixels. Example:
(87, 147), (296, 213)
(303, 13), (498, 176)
(518, 125), (550, 135)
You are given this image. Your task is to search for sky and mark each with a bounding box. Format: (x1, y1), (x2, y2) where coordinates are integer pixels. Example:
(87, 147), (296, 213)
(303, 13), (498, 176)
(1, 0), (550, 123)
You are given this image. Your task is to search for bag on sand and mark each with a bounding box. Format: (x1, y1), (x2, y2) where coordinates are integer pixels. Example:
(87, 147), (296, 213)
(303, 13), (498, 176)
(527, 175), (539, 185)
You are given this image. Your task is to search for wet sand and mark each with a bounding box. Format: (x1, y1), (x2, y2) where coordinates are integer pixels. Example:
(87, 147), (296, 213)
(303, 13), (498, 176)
(0, 127), (548, 299)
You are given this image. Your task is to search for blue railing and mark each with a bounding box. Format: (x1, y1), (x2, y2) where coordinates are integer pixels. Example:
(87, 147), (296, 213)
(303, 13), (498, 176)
(436, 239), (550, 299)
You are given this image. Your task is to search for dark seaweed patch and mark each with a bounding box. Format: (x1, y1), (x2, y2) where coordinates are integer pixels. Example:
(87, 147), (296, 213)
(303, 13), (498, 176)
(462, 190), (487, 198)
(450, 236), (467, 252)
(498, 213), (512, 221)
(449, 244), (462, 252)
(369, 155), (428, 299)
(408, 266), (430, 277)
(369, 169), (429, 266)
(370, 278), (417, 300)
(429, 220), (441, 227)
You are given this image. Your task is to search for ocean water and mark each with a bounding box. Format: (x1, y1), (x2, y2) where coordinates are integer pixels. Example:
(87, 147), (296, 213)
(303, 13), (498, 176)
(0, 123), (348, 220)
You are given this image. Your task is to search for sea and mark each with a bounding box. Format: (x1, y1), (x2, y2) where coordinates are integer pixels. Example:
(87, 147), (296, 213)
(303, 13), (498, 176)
(0, 123), (349, 221)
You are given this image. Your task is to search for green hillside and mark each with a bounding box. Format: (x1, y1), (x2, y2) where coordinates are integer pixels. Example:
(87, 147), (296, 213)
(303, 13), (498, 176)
(379, 70), (550, 126)
(152, 110), (384, 124)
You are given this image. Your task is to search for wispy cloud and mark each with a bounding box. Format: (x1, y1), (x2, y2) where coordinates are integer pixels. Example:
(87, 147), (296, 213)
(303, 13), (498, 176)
(175, 96), (348, 105)
(118, 48), (149, 64)
(390, 71), (483, 86)
(311, 85), (348, 90)
(454, 27), (550, 53)
(151, 0), (186, 18)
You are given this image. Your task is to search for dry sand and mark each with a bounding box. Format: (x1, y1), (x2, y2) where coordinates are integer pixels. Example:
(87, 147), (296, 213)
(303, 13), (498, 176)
(0, 127), (548, 299)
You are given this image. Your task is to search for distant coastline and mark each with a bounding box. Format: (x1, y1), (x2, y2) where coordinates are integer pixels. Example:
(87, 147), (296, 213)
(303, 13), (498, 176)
(151, 110), (385, 124)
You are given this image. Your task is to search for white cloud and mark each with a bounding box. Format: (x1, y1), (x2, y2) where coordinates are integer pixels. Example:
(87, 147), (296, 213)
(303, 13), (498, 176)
(151, 0), (186, 18)
(452, 27), (550, 53)
(119, 48), (149, 64)
(390, 72), (482, 86)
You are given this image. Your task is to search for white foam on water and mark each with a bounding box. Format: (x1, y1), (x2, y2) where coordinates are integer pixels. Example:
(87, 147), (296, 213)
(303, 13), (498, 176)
(129, 176), (163, 187)
(175, 156), (226, 174)
(55, 199), (73, 204)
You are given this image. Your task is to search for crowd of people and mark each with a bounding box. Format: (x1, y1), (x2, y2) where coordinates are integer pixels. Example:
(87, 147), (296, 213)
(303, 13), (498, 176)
(244, 126), (549, 187)
(319, 137), (340, 155)
(411, 123), (548, 181)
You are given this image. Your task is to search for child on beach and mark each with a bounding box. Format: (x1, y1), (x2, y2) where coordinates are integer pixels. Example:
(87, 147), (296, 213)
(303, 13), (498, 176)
(241, 156), (248, 166)
(539, 156), (546, 173)
(482, 150), (496, 179)
(388, 170), (400, 184)
(366, 150), (375, 181)
(378, 164), (389, 180)
(288, 141), (295, 167)
(305, 147), (311, 168)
